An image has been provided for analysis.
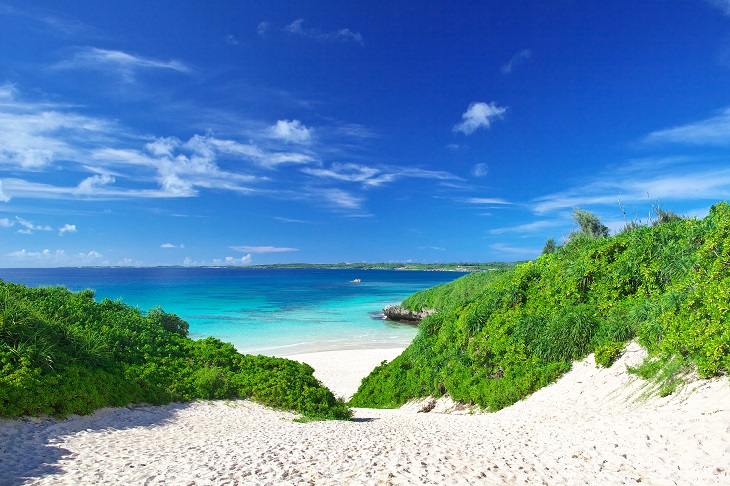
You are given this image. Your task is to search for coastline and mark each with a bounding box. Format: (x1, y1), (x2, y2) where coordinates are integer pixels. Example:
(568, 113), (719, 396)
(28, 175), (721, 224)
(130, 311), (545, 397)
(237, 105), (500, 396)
(2, 344), (729, 484)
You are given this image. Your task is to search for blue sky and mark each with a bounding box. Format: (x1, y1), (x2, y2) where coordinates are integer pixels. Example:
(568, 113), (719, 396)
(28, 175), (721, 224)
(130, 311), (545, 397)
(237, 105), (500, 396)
(1, 1), (730, 267)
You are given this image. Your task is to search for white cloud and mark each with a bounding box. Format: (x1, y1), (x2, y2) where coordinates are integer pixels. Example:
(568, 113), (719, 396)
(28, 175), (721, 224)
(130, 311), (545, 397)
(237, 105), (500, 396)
(0, 217), (13, 227)
(302, 163), (462, 189)
(0, 83), (16, 100)
(0, 102), (112, 170)
(59, 224), (76, 236)
(489, 219), (564, 235)
(320, 188), (363, 209)
(268, 119), (313, 144)
(530, 163), (730, 214)
(15, 217), (52, 234)
(5, 248), (105, 266)
(472, 163), (489, 177)
(453, 102), (507, 135)
(75, 174), (116, 194)
(490, 243), (540, 259)
(225, 34), (239, 45)
(644, 107), (730, 146)
(285, 19), (307, 35)
(501, 49), (532, 74)
(145, 137), (179, 157)
(274, 216), (310, 224)
(257, 21), (271, 37)
(302, 163), (381, 185)
(230, 245), (298, 253)
(212, 255), (252, 266)
(161, 243), (184, 248)
(0, 179), (9, 202)
(117, 258), (142, 266)
(3, 177), (195, 200)
(284, 19), (363, 44)
(7, 248), (62, 258)
(55, 47), (191, 82)
(0, 5), (94, 36)
(465, 197), (511, 205)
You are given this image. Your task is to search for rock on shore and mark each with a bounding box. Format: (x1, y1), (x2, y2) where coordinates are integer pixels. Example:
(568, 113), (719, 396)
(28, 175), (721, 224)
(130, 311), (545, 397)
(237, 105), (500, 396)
(382, 305), (435, 324)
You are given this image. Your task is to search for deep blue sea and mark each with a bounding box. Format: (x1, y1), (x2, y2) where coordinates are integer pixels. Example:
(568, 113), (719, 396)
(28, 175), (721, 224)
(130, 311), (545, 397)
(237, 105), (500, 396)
(0, 268), (465, 355)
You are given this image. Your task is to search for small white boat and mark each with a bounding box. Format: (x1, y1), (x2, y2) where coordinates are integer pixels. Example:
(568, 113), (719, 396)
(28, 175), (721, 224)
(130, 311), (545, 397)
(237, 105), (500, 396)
(350, 278), (361, 283)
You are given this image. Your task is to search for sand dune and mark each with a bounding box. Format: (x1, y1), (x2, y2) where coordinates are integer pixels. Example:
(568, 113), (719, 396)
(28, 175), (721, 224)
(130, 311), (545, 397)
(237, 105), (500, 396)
(2, 343), (729, 485)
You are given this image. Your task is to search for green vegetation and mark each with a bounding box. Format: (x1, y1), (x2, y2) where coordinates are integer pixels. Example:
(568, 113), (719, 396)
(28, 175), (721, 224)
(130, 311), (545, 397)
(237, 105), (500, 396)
(245, 262), (518, 272)
(0, 283), (351, 420)
(350, 203), (730, 411)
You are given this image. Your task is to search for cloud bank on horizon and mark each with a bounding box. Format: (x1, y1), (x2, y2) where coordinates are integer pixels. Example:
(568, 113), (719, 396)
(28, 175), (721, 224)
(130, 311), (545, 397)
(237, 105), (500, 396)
(1, 1), (730, 267)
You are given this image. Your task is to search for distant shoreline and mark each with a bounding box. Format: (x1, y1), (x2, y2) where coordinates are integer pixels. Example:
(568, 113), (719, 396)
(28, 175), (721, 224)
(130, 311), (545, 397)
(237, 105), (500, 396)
(54, 262), (520, 272)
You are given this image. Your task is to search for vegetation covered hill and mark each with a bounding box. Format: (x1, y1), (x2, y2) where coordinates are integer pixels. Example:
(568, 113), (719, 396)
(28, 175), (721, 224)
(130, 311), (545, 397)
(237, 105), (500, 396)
(0, 284), (351, 420)
(350, 203), (730, 410)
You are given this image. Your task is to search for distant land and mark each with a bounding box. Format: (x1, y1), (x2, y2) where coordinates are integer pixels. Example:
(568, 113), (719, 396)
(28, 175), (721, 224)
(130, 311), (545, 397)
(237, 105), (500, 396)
(69, 262), (521, 272)
(245, 262), (520, 272)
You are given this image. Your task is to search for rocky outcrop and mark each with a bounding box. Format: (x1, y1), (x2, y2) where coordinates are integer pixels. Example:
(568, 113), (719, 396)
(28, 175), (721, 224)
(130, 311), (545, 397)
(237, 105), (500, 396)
(382, 305), (435, 324)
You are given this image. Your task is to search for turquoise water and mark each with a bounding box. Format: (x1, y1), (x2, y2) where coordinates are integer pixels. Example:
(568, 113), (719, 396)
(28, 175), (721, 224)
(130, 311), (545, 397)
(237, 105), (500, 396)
(0, 268), (465, 355)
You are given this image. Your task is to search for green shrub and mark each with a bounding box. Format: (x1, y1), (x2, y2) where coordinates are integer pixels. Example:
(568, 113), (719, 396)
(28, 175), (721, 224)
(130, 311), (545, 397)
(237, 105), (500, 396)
(352, 202), (730, 410)
(594, 341), (625, 368)
(0, 282), (351, 421)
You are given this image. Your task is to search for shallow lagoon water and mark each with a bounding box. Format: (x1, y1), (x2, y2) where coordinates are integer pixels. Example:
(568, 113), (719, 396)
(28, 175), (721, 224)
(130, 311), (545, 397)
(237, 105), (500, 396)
(0, 267), (466, 355)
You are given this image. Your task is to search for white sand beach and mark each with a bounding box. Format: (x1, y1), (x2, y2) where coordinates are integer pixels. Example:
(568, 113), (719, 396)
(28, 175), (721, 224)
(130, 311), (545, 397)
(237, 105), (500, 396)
(2, 343), (730, 485)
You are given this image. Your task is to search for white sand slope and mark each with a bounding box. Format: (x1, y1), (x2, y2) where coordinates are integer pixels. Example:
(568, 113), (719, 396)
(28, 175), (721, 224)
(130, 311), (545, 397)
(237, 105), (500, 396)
(2, 343), (729, 485)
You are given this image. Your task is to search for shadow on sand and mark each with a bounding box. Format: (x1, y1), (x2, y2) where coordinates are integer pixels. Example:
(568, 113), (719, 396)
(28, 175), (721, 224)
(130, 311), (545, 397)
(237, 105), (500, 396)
(0, 402), (194, 485)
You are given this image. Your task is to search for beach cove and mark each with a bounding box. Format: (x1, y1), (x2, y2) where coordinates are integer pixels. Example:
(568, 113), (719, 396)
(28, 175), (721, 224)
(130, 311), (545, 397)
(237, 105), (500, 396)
(2, 342), (729, 485)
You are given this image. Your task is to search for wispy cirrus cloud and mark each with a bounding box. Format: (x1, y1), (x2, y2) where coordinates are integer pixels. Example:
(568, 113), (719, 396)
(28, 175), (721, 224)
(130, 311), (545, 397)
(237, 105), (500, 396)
(489, 219), (564, 235)
(284, 19), (363, 45)
(161, 243), (184, 249)
(0, 179), (9, 202)
(15, 216), (52, 234)
(501, 49), (532, 74)
(302, 163), (463, 189)
(230, 245), (298, 253)
(0, 4), (96, 36)
(530, 160), (730, 214)
(464, 197), (511, 205)
(453, 102), (507, 135)
(274, 216), (312, 224)
(318, 188), (364, 210)
(0, 84), (473, 215)
(0, 94), (115, 170)
(707, 0), (730, 15)
(55, 47), (191, 82)
(643, 107), (730, 146)
(490, 243), (540, 259)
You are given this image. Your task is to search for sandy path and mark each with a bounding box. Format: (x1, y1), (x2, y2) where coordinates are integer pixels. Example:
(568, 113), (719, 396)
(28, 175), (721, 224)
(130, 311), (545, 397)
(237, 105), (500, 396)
(2, 343), (729, 485)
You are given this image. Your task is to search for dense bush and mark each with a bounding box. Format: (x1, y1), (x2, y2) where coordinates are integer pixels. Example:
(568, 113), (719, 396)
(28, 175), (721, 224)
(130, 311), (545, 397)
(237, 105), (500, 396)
(0, 283), (351, 420)
(351, 203), (730, 411)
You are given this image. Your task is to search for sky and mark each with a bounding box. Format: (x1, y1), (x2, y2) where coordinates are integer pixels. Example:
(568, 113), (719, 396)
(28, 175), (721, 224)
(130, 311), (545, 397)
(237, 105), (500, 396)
(1, 1), (730, 267)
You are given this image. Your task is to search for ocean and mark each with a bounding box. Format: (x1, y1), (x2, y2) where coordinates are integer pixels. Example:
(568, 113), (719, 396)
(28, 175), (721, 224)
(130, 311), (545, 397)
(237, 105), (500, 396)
(0, 267), (465, 356)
